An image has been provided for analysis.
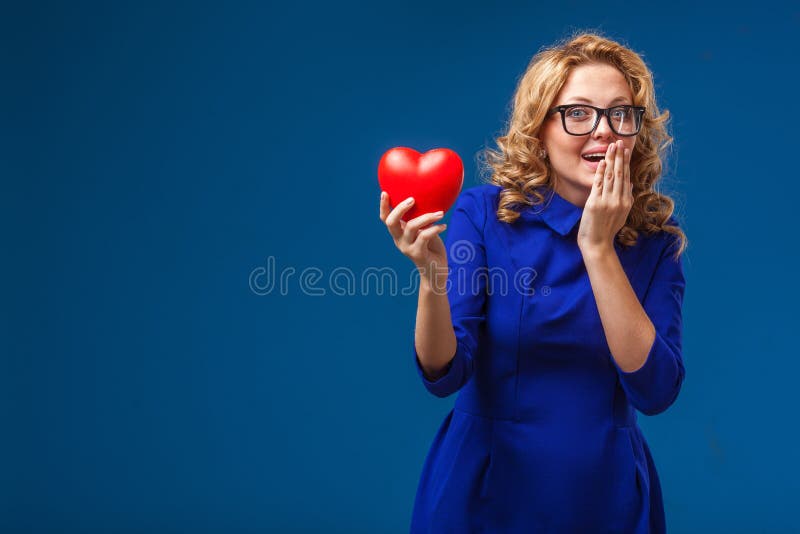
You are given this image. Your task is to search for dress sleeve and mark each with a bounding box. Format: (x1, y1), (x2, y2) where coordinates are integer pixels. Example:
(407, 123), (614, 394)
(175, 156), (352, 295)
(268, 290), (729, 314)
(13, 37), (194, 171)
(413, 189), (487, 398)
(613, 226), (686, 415)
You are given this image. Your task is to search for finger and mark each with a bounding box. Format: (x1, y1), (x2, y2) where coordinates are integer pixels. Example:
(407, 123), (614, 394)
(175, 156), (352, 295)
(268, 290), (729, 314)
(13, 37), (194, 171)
(590, 160), (604, 201)
(417, 222), (447, 242)
(402, 211), (445, 246)
(410, 223), (447, 252)
(602, 144), (615, 198)
(592, 161), (605, 200)
(385, 196), (415, 239)
(406, 210), (445, 233)
(593, 153), (606, 191)
(627, 164), (634, 200)
(592, 140), (608, 196)
(612, 141), (624, 198)
(379, 191), (390, 222)
(624, 148), (632, 200)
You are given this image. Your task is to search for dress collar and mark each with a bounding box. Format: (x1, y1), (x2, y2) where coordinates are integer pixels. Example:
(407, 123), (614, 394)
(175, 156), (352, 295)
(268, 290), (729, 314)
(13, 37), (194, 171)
(520, 186), (584, 236)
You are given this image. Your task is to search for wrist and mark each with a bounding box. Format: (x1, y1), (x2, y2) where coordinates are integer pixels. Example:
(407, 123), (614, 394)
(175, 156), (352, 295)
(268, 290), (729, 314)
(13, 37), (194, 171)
(579, 242), (615, 261)
(418, 262), (449, 295)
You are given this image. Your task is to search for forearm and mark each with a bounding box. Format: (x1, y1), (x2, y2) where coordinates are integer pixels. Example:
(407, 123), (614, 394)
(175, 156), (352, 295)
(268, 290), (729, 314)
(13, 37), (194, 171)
(415, 274), (457, 380)
(581, 245), (656, 373)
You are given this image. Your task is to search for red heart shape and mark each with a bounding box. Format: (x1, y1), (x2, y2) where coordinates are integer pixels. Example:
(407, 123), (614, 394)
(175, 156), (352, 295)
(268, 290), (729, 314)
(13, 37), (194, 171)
(378, 147), (464, 222)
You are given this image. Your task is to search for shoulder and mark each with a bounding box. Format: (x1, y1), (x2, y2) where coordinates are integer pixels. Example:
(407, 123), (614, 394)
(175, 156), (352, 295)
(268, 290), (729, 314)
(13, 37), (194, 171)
(664, 214), (681, 229)
(637, 214), (684, 262)
(452, 183), (502, 229)
(660, 215), (683, 255)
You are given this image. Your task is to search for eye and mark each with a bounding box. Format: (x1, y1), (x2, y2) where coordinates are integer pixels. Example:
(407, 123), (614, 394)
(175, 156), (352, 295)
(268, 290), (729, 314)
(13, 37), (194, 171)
(611, 106), (632, 119)
(566, 106), (591, 119)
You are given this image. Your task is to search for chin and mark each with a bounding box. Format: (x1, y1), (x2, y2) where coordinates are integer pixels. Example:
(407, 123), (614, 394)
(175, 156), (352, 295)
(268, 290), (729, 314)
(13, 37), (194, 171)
(574, 171), (595, 189)
(555, 166), (595, 193)
(582, 169), (599, 187)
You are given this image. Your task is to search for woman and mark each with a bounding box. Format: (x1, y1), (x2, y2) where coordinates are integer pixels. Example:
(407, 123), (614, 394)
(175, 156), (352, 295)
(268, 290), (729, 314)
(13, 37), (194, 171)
(379, 31), (687, 533)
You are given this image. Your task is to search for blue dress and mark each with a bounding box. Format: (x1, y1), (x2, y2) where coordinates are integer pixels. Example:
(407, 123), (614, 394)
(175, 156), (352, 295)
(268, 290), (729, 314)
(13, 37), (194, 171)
(410, 184), (685, 533)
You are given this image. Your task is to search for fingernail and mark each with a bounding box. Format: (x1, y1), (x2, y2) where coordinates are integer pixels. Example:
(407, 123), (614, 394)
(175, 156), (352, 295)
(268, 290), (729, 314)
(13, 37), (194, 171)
(406, 197), (415, 204)
(435, 211), (444, 216)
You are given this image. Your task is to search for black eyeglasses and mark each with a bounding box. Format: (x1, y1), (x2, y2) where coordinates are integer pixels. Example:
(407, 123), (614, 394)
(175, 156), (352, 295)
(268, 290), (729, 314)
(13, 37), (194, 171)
(547, 104), (646, 136)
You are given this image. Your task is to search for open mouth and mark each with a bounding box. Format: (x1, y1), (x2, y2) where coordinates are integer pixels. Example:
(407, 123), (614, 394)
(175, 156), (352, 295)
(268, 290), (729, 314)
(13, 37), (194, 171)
(582, 153), (605, 170)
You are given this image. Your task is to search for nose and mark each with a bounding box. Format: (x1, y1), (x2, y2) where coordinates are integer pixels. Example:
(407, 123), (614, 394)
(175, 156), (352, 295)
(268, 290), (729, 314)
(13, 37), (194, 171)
(592, 113), (616, 140)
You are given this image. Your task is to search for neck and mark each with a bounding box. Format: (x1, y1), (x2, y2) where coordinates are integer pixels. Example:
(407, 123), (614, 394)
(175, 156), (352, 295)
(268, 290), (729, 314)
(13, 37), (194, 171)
(553, 178), (589, 208)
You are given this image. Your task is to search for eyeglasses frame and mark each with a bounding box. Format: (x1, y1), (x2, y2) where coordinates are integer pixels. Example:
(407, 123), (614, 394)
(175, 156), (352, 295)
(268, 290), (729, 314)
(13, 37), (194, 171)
(547, 104), (646, 137)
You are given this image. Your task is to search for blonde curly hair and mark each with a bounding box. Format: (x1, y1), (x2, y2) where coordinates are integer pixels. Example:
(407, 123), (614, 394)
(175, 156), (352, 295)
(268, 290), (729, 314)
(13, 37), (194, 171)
(480, 30), (687, 259)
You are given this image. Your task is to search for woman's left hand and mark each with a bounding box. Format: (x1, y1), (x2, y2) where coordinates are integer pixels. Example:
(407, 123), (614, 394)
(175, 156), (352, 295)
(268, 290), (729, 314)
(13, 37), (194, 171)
(577, 140), (633, 254)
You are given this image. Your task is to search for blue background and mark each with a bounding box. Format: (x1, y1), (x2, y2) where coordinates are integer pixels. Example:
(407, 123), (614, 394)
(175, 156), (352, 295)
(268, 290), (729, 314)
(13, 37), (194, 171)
(4, 1), (799, 532)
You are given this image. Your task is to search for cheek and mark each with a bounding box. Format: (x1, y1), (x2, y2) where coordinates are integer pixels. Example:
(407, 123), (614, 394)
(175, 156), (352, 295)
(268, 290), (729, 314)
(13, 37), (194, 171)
(552, 139), (585, 158)
(541, 124), (584, 157)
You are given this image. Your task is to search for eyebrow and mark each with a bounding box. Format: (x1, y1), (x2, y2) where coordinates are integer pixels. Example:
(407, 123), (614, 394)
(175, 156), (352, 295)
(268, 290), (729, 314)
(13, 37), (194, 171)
(565, 96), (631, 105)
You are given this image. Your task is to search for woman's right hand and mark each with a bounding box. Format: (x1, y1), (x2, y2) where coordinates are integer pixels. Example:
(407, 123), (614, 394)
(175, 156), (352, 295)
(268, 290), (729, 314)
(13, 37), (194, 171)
(379, 191), (448, 277)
